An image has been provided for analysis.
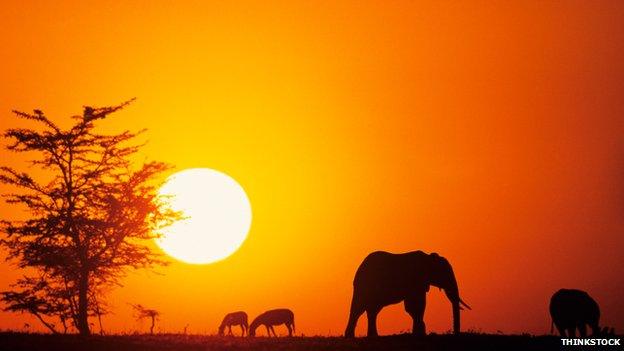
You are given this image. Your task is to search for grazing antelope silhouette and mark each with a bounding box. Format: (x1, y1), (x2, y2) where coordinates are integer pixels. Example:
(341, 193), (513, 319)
(249, 309), (295, 337)
(218, 311), (248, 336)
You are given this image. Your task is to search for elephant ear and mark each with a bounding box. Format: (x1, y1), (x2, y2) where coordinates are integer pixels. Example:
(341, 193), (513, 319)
(421, 252), (441, 289)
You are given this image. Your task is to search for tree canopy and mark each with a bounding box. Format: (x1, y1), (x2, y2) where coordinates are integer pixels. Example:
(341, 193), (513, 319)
(0, 100), (178, 335)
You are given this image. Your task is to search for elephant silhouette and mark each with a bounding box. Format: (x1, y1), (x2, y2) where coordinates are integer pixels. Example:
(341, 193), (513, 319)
(550, 289), (601, 337)
(345, 250), (470, 337)
(249, 309), (295, 337)
(218, 311), (248, 336)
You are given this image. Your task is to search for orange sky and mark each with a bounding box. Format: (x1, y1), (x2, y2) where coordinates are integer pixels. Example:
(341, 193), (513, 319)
(1, 1), (623, 335)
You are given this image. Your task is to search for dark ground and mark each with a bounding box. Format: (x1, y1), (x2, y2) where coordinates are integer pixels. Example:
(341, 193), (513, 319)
(0, 332), (568, 351)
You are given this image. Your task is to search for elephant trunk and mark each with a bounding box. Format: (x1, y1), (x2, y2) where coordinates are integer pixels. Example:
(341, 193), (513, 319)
(444, 280), (462, 334)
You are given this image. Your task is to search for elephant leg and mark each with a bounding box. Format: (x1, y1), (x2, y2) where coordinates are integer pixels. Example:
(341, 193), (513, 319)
(265, 325), (271, 336)
(590, 323), (600, 336)
(271, 325), (277, 337)
(345, 298), (365, 337)
(241, 325), (245, 336)
(578, 323), (587, 338)
(555, 324), (567, 337)
(405, 292), (427, 336)
(366, 307), (381, 337)
(228, 325), (232, 335)
(286, 323), (292, 336)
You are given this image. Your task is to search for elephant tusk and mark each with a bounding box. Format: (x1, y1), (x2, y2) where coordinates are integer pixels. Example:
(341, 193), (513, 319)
(459, 298), (472, 310)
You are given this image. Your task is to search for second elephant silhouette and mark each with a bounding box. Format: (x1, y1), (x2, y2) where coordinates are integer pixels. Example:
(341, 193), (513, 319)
(550, 289), (601, 337)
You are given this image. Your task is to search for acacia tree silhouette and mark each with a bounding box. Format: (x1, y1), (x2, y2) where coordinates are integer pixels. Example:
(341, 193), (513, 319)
(0, 99), (178, 336)
(131, 303), (160, 335)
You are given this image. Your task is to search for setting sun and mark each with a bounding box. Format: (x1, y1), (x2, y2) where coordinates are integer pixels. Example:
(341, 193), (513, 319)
(156, 168), (252, 264)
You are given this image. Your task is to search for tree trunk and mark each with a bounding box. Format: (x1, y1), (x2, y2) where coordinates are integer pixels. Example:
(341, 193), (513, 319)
(150, 316), (155, 335)
(60, 315), (68, 334)
(76, 271), (91, 336)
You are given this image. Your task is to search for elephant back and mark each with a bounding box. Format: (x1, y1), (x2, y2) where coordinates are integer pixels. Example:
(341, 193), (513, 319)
(353, 251), (430, 293)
